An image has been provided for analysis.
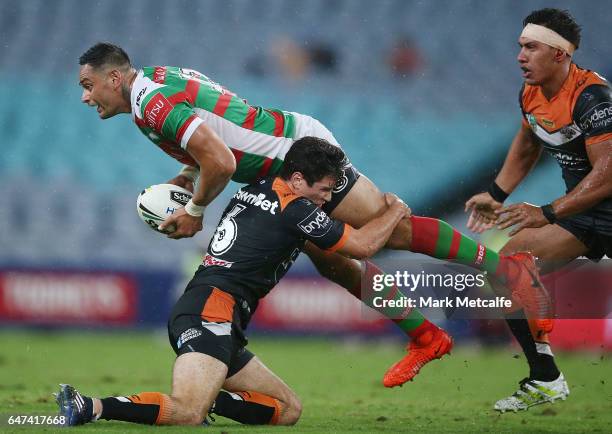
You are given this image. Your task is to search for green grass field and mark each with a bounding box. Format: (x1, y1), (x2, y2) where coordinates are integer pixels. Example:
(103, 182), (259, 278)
(0, 330), (610, 433)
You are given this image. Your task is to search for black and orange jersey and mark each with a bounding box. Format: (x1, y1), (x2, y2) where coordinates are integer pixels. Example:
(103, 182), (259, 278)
(188, 176), (351, 312)
(520, 64), (612, 193)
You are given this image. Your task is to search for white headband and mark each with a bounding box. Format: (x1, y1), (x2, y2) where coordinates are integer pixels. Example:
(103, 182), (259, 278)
(520, 23), (575, 55)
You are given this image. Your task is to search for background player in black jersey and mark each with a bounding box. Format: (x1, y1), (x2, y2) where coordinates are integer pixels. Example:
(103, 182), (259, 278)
(55, 137), (412, 427)
(465, 8), (612, 412)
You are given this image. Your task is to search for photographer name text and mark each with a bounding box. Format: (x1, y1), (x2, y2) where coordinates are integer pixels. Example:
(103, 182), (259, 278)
(372, 296), (512, 309)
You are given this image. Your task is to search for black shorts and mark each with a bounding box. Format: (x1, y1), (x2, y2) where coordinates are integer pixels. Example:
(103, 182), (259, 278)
(322, 158), (360, 215)
(167, 285), (255, 377)
(556, 214), (612, 261)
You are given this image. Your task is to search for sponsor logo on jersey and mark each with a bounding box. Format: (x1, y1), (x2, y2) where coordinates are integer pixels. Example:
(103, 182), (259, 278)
(135, 87), (147, 107)
(298, 209), (332, 237)
(233, 189), (279, 214)
(203, 254), (234, 268)
(153, 66), (166, 83)
(170, 191), (191, 206)
(144, 93), (173, 132)
(580, 102), (612, 131)
(541, 118), (555, 128)
(549, 150), (589, 169)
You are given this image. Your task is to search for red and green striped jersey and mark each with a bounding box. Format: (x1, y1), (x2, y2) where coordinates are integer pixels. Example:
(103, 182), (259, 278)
(130, 66), (300, 183)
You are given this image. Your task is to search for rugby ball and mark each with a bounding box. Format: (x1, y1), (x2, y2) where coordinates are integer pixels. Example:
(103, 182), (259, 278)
(136, 184), (193, 233)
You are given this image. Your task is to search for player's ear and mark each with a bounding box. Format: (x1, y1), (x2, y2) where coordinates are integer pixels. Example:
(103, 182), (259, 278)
(289, 172), (305, 189)
(290, 172), (304, 184)
(108, 69), (122, 89)
(554, 48), (567, 63)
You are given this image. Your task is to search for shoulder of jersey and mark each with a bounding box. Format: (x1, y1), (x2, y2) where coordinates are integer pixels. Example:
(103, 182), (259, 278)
(573, 66), (608, 95)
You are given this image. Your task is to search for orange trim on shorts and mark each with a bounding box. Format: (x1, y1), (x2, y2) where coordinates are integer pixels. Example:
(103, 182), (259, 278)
(237, 391), (282, 425)
(201, 287), (235, 322)
(325, 224), (353, 253)
(272, 177), (300, 211)
(585, 132), (612, 146)
(128, 392), (173, 425)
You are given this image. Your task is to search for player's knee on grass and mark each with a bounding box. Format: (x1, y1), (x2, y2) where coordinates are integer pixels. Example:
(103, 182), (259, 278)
(167, 394), (209, 425)
(278, 392), (302, 425)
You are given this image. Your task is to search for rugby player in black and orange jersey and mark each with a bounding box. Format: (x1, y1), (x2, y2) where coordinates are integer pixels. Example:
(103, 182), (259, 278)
(465, 8), (612, 412)
(55, 137), (411, 427)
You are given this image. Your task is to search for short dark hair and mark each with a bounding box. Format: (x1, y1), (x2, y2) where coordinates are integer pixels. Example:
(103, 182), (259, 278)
(280, 137), (345, 185)
(79, 42), (131, 70)
(523, 8), (581, 50)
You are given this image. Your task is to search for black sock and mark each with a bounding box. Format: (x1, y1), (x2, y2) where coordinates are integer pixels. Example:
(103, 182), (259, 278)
(79, 396), (94, 423)
(505, 311), (560, 382)
(100, 395), (162, 425)
(212, 391), (278, 425)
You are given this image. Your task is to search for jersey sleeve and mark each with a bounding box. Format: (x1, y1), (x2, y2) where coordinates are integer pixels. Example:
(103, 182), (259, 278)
(283, 198), (351, 252)
(574, 84), (612, 145)
(141, 90), (204, 149)
(518, 83), (529, 127)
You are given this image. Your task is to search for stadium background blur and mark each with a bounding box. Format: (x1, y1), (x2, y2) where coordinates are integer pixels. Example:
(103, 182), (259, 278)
(0, 1), (610, 431)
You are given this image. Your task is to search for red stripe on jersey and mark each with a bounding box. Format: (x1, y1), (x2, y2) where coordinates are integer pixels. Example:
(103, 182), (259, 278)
(213, 93), (233, 117)
(256, 157), (274, 179)
(269, 110), (285, 137)
(175, 114), (199, 144)
(166, 80), (200, 106)
(185, 79), (201, 105)
(153, 67), (167, 84)
(447, 230), (462, 260)
(167, 91), (188, 105)
(230, 149), (245, 165)
(242, 106), (257, 130)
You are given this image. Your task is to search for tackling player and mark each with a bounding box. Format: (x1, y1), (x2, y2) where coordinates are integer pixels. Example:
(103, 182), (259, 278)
(78, 43), (548, 386)
(465, 8), (612, 412)
(55, 137), (411, 427)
